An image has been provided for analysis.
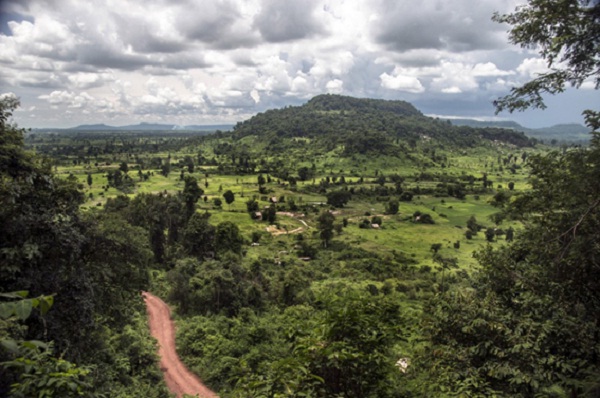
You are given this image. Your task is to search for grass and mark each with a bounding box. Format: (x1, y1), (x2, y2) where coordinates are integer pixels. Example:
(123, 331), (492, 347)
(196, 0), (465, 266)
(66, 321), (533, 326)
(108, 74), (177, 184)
(53, 138), (544, 276)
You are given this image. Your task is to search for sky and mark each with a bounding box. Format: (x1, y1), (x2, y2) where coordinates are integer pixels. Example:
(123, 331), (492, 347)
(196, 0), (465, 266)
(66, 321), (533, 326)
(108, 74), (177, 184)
(0, 0), (597, 129)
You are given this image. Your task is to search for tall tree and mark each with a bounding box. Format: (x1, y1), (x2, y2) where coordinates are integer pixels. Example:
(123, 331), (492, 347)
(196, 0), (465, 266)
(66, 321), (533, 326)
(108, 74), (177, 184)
(317, 211), (335, 248)
(183, 175), (203, 219)
(223, 189), (235, 210)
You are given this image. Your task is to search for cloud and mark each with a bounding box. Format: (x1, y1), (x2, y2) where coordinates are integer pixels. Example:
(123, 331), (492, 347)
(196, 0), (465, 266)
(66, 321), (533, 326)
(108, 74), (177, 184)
(516, 57), (549, 79)
(380, 71), (424, 93)
(326, 79), (344, 94)
(38, 90), (94, 108)
(175, 0), (259, 49)
(253, 0), (325, 42)
(372, 0), (514, 53)
(0, 0), (590, 128)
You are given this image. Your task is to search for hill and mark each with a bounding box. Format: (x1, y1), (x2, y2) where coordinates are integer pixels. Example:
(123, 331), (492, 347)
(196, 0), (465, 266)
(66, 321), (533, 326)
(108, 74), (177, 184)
(232, 94), (535, 154)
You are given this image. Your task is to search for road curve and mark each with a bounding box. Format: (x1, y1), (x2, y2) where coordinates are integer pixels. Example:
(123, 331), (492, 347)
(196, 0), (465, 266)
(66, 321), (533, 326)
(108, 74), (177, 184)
(143, 292), (218, 398)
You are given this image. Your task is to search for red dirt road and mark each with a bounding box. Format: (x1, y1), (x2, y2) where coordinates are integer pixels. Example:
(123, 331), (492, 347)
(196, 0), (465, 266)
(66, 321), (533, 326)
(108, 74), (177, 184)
(143, 292), (218, 398)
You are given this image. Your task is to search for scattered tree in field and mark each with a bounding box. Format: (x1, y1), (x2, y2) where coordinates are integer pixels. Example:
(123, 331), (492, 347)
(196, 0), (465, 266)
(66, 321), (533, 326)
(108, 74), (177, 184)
(430, 243), (442, 254)
(246, 198), (259, 218)
(223, 190), (235, 210)
(317, 210), (335, 248)
(385, 199), (399, 214)
(413, 211), (434, 224)
(87, 173), (92, 187)
(466, 215), (478, 234)
(262, 204), (276, 224)
(326, 189), (351, 208)
(257, 174), (266, 186)
(213, 197), (222, 208)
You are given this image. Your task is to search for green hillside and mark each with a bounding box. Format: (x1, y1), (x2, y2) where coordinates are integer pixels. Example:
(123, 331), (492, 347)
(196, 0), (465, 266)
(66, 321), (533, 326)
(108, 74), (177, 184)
(232, 94), (535, 152)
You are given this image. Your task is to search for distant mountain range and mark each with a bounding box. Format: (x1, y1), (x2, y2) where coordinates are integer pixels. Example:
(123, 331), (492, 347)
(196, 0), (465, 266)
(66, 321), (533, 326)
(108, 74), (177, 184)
(33, 122), (234, 132)
(443, 118), (591, 142)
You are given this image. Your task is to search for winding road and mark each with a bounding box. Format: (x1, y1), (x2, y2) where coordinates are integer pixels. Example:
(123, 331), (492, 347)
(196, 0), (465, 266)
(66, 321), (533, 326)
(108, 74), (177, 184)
(143, 292), (218, 398)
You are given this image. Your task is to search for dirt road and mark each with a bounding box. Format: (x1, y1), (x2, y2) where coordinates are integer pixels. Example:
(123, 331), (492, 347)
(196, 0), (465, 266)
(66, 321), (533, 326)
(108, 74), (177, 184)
(143, 292), (218, 398)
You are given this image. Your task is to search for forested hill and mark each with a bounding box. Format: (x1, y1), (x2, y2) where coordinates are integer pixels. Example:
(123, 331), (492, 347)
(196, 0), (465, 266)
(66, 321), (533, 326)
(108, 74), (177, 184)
(232, 94), (534, 152)
(304, 94), (422, 116)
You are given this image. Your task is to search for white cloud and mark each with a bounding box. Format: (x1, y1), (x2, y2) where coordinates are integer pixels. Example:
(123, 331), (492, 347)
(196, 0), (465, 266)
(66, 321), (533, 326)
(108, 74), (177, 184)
(517, 57), (549, 78)
(380, 72), (424, 93)
(0, 0), (591, 128)
(326, 79), (344, 94)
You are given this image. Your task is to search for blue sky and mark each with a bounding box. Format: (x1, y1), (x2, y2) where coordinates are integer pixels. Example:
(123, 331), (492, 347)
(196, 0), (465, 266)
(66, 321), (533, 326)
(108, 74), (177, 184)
(1, 0), (596, 129)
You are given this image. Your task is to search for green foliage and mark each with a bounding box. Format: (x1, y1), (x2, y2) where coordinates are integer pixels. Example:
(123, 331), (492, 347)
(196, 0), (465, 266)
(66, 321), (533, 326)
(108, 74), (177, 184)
(385, 199), (399, 215)
(223, 189), (235, 209)
(325, 190), (351, 208)
(0, 292), (54, 321)
(0, 98), (167, 396)
(229, 288), (407, 398)
(2, 341), (95, 398)
(215, 221), (244, 255)
(317, 211), (335, 248)
(183, 212), (215, 259)
(168, 255), (251, 316)
(183, 175), (203, 218)
(415, 140), (600, 396)
(261, 204), (276, 224)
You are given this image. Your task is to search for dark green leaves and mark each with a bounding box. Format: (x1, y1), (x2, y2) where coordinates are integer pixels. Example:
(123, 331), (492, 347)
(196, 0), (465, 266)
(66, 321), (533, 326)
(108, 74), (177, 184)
(0, 291), (54, 321)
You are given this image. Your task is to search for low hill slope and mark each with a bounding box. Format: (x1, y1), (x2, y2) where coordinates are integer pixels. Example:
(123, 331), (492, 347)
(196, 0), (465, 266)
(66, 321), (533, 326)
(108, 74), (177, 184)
(232, 94), (534, 154)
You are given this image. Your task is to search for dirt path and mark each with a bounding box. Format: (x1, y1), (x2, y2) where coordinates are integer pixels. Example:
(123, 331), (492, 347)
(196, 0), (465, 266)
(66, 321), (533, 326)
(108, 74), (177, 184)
(143, 292), (218, 398)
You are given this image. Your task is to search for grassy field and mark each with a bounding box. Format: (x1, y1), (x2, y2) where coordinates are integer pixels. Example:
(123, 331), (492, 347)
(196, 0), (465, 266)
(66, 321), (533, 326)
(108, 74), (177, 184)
(52, 136), (543, 277)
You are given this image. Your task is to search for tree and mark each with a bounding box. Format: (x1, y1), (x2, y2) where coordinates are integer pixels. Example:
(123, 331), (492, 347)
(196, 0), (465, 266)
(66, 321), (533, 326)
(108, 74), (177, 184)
(505, 226), (515, 242)
(484, 227), (496, 242)
(87, 173), (92, 187)
(215, 221), (244, 255)
(182, 213), (215, 259)
(246, 198), (259, 218)
(223, 190), (235, 210)
(317, 210), (335, 248)
(257, 174), (266, 186)
(183, 175), (203, 219)
(385, 198), (399, 215)
(326, 190), (351, 208)
(466, 215), (478, 234)
(261, 204), (276, 224)
(430, 243), (442, 254)
(493, 0), (600, 130)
